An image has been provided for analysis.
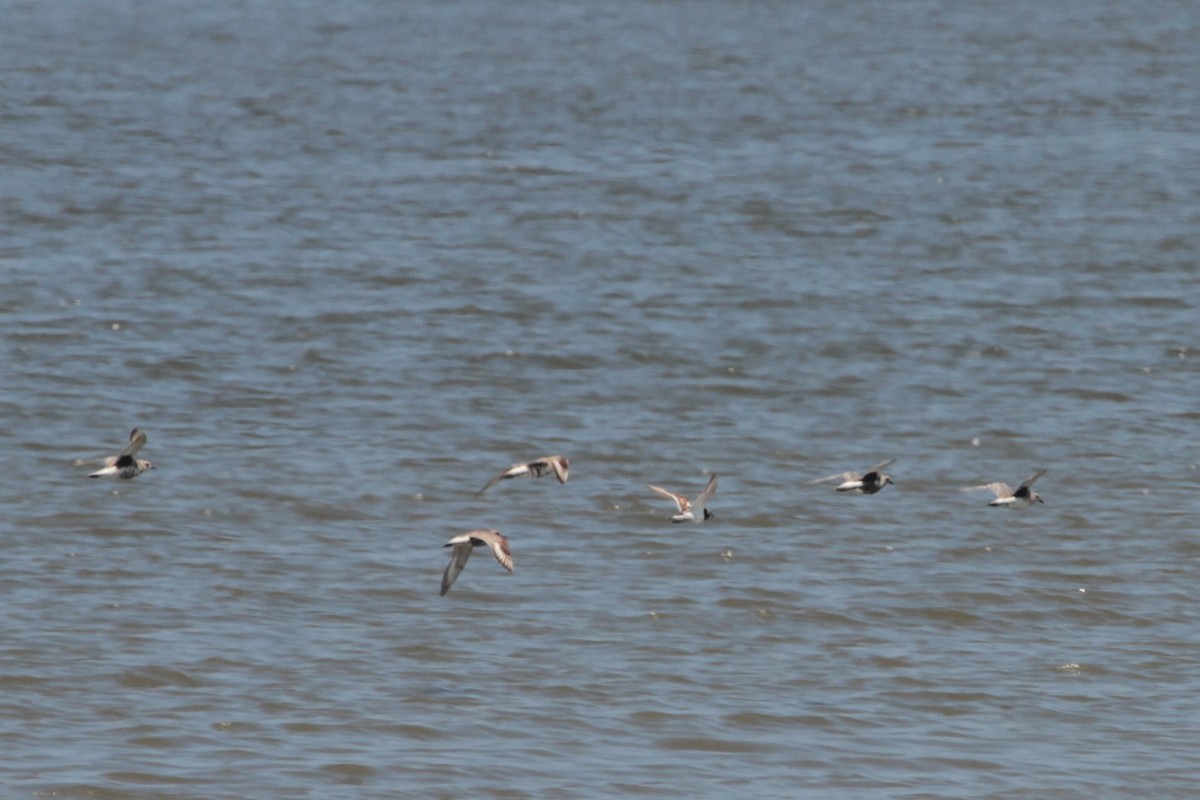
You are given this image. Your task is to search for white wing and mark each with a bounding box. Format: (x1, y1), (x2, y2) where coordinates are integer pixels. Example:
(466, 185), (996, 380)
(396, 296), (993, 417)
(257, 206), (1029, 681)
(809, 470), (859, 485)
(648, 484), (690, 513)
(694, 474), (718, 508)
(88, 464), (121, 479)
(544, 456), (569, 484)
(476, 462), (530, 496)
(119, 428), (147, 457)
(1019, 469), (1047, 490)
(963, 482), (1012, 498)
(468, 529), (513, 573)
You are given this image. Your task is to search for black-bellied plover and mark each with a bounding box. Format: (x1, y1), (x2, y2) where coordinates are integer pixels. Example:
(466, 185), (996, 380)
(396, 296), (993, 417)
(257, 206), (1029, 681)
(477, 455), (569, 496)
(440, 529), (513, 596)
(647, 473), (718, 523)
(88, 428), (154, 480)
(809, 459), (895, 495)
(966, 468), (1046, 508)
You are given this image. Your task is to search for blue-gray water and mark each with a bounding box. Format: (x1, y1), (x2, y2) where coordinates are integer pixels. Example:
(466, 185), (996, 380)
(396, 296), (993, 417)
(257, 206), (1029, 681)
(2, 2), (1198, 797)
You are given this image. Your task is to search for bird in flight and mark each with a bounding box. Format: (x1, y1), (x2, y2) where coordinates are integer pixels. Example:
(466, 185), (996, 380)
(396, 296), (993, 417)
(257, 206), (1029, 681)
(440, 529), (514, 596)
(647, 473), (718, 523)
(87, 428), (155, 480)
(476, 455), (569, 496)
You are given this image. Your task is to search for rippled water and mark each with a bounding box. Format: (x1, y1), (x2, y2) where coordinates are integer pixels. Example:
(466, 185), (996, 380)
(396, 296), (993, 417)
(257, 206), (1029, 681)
(2, 1), (1199, 797)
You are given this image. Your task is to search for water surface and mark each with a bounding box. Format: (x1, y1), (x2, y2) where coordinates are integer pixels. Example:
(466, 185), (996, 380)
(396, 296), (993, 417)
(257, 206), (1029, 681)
(2, 2), (1198, 797)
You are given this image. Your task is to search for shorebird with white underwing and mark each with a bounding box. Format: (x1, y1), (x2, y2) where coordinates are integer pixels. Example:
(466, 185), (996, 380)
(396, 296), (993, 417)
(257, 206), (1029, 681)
(476, 455), (569, 496)
(647, 473), (718, 523)
(86, 428), (155, 480)
(440, 529), (513, 596)
(965, 468), (1046, 508)
(809, 459), (895, 495)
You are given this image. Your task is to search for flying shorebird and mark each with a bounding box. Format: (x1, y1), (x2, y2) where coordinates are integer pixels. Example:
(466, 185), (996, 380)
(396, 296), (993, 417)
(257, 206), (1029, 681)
(809, 459), (896, 495)
(440, 529), (513, 596)
(87, 428), (154, 479)
(476, 455), (569, 496)
(965, 468), (1047, 508)
(647, 473), (718, 523)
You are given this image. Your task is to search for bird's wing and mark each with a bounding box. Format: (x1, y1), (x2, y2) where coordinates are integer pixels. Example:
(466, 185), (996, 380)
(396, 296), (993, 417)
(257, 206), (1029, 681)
(76, 454), (118, 467)
(525, 458), (554, 480)
(476, 472), (505, 496)
(809, 471), (857, 485)
(648, 484), (690, 513)
(440, 541), (474, 596)
(694, 473), (718, 507)
(866, 459), (896, 474)
(963, 482), (1011, 498)
(477, 462), (529, 496)
(119, 428), (147, 458)
(473, 530), (513, 573)
(1020, 469), (1047, 490)
(547, 456), (569, 484)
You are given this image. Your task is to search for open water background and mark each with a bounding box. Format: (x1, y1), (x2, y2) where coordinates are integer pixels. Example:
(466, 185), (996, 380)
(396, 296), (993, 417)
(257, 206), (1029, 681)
(2, 1), (1198, 797)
